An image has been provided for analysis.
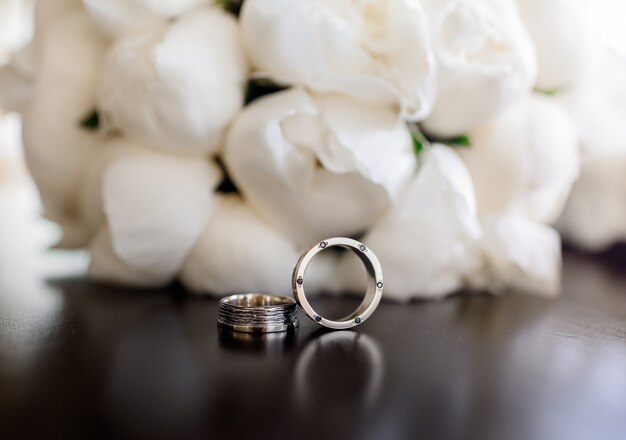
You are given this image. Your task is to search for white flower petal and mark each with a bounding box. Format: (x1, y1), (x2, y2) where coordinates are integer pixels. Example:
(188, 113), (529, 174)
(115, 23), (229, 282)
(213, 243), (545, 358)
(557, 153), (626, 251)
(21, 5), (106, 238)
(34, 0), (82, 27)
(82, 0), (212, 39)
(56, 137), (142, 249)
(99, 7), (247, 154)
(0, 43), (34, 111)
(240, 0), (437, 120)
(475, 215), (561, 297)
(0, 0), (33, 57)
(224, 87), (416, 246)
(180, 195), (300, 296)
(339, 144), (481, 300)
(422, 0), (537, 136)
(559, 43), (626, 156)
(102, 141), (221, 278)
(0, 112), (21, 162)
(517, 0), (588, 91)
(556, 43), (626, 250)
(33, 1), (106, 82)
(312, 94), (416, 199)
(89, 225), (170, 287)
(457, 94), (579, 224)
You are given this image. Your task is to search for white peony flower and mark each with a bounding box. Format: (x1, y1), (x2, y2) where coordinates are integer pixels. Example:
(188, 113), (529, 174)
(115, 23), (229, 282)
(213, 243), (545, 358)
(224, 87), (417, 246)
(10, 0), (583, 299)
(240, 0), (437, 120)
(181, 195), (300, 296)
(516, 0), (589, 92)
(557, 44), (626, 250)
(21, 3), (107, 245)
(82, 0), (212, 39)
(99, 7), (248, 155)
(339, 144), (481, 300)
(421, 0), (536, 137)
(473, 215), (561, 296)
(101, 139), (221, 281)
(456, 94), (579, 224)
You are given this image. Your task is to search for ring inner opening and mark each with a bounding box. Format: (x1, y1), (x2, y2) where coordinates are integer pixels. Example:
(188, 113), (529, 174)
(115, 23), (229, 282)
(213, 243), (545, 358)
(305, 246), (375, 321)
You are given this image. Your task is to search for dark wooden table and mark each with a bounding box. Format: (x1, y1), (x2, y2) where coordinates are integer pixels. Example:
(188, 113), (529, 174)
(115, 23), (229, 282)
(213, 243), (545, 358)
(1, 180), (626, 440)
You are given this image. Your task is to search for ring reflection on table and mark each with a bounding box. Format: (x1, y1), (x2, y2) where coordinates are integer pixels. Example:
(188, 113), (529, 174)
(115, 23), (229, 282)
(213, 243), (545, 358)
(294, 331), (384, 411)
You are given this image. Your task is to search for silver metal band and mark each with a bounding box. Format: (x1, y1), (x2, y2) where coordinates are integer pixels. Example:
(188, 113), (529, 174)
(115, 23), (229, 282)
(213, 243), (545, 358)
(292, 237), (383, 329)
(217, 293), (299, 333)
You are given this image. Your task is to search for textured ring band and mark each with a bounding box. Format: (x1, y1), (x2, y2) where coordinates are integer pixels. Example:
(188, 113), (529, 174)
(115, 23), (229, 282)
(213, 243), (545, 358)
(218, 293), (299, 333)
(292, 237), (383, 329)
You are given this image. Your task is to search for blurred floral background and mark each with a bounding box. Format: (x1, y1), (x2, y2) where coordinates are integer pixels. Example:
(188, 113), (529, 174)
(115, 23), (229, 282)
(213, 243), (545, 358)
(1, 0), (625, 301)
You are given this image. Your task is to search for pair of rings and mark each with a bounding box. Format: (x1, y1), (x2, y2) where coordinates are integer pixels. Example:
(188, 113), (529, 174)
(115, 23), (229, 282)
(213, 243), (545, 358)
(217, 237), (383, 332)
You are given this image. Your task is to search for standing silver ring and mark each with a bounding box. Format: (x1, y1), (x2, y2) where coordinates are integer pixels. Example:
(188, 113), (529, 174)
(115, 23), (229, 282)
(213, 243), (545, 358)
(292, 237), (383, 329)
(218, 293), (299, 333)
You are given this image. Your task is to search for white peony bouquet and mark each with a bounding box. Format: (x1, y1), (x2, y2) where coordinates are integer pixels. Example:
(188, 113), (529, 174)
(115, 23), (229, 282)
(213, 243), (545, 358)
(1, 0), (625, 300)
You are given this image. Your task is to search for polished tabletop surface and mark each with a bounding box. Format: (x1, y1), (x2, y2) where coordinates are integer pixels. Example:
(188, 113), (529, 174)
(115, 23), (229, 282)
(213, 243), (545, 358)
(1, 178), (626, 440)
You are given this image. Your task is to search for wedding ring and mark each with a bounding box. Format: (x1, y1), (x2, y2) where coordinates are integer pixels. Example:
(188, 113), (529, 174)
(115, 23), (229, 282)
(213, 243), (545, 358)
(217, 293), (299, 333)
(292, 237), (383, 329)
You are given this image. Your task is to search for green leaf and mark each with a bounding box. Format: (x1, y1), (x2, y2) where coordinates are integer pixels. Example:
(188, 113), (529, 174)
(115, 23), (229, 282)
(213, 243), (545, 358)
(445, 134), (471, 147)
(408, 123), (428, 158)
(80, 110), (99, 131)
(417, 126), (472, 148)
(535, 88), (559, 96)
(412, 132), (424, 155)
